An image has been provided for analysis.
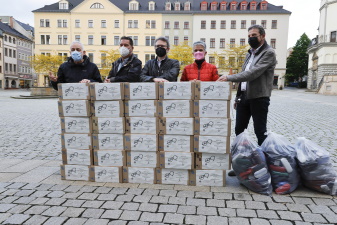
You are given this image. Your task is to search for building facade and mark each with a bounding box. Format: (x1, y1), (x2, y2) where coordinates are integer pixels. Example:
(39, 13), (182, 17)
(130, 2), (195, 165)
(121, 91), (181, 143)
(33, 0), (290, 87)
(307, 0), (337, 94)
(0, 32), (3, 88)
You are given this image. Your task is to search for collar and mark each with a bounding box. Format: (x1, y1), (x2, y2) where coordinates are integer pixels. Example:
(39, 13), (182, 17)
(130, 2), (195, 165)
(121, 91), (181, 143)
(156, 56), (167, 63)
(248, 41), (268, 56)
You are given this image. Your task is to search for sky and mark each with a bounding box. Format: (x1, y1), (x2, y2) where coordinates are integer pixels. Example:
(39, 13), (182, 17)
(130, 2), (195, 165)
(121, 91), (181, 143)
(0, 0), (320, 48)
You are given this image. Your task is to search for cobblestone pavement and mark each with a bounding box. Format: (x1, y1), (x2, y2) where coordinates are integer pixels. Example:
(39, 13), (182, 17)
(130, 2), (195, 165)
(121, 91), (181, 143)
(0, 88), (336, 225)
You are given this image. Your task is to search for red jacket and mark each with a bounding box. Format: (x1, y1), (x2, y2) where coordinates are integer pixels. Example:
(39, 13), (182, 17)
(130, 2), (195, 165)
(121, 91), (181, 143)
(181, 61), (219, 81)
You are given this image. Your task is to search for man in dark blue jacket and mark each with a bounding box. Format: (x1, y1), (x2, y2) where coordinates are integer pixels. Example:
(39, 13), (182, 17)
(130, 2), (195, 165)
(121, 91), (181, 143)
(49, 41), (102, 90)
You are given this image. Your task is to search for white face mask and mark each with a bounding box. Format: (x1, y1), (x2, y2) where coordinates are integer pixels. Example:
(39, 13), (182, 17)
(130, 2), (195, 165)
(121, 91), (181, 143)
(119, 46), (130, 57)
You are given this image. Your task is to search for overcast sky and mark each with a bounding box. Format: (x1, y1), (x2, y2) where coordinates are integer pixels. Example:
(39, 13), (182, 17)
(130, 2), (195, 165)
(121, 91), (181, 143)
(0, 0), (320, 48)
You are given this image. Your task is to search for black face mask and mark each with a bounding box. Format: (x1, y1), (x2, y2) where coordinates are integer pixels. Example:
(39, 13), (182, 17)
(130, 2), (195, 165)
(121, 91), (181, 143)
(156, 47), (167, 57)
(248, 36), (260, 49)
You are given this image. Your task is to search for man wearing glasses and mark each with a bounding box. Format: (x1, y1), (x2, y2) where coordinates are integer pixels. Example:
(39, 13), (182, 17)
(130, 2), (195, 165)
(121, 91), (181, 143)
(140, 37), (180, 82)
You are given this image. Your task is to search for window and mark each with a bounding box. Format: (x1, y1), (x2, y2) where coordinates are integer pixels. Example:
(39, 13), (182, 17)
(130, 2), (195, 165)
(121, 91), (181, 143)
(272, 20), (277, 29)
(4, 35), (7, 42)
(46, 19), (50, 27)
(230, 38), (235, 48)
(75, 20), (80, 28)
(201, 2), (207, 10)
(9, 37), (12, 43)
(9, 49), (12, 57)
(201, 20), (206, 29)
(231, 20), (236, 29)
(241, 20), (246, 29)
(174, 21), (179, 29)
(88, 53), (94, 63)
(128, 20), (133, 28)
(9, 64), (12, 72)
(230, 2), (236, 10)
(200, 38), (206, 43)
(175, 2), (180, 10)
(88, 35), (94, 45)
(146, 20), (150, 29)
(220, 38), (225, 48)
(211, 20), (216, 29)
(101, 20), (106, 28)
(184, 36), (188, 42)
(184, 2), (191, 10)
(251, 20), (256, 26)
(221, 20), (226, 29)
(261, 20), (267, 29)
(240, 38), (245, 46)
(145, 54), (156, 62)
(174, 36), (179, 46)
(63, 20), (67, 28)
(63, 35), (68, 45)
(14, 65), (16, 73)
(91, 3), (104, 8)
(40, 19), (45, 27)
(261, 2), (267, 10)
(5, 63), (8, 72)
(331, 31), (336, 42)
(115, 20), (119, 28)
(151, 36), (155, 46)
(165, 2), (171, 10)
(151, 20), (156, 29)
(75, 35), (80, 42)
(134, 36), (138, 46)
(88, 20), (93, 28)
(146, 36), (150, 46)
(101, 36), (106, 45)
(134, 20), (138, 28)
(57, 19), (62, 27)
(59, 2), (68, 9)
(149, 2), (155, 10)
(114, 36), (119, 45)
(220, 2), (226, 10)
(58, 35), (62, 45)
(165, 21), (170, 29)
(251, 2), (256, 10)
(210, 38), (215, 48)
(41, 35), (46, 45)
(184, 21), (189, 29)
(211, 2), (217, 10)
(129, 2), (139, 10)
(46, 35), (50, 45)
(241, 2), (247, 10)
(271, 39), (276, 48)
(209, 57), (215, 64)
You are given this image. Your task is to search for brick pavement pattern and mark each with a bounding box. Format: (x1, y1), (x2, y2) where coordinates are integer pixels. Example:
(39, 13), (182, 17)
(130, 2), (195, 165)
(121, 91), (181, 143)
(0, 88), (336, 224)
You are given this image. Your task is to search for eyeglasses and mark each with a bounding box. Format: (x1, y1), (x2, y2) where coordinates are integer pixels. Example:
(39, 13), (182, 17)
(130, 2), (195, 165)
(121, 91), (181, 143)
(155, 45), (167, 48)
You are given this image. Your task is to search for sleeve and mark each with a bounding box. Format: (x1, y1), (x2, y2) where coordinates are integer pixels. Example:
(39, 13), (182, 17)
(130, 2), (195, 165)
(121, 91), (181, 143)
(140, 61), (154, 82)
(107, 63), (115, 82)
(114, 60), (142, 82)
(158, 60), (180, 82)
(212, 66), (219, 81)
(180, 67), (188, 81)
(89, 65), (103, 83)
(227, 50), (276, 82)
(51, 65), (65, 90)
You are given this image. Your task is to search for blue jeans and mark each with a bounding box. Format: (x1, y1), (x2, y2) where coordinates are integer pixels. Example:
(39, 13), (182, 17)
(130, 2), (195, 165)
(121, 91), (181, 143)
(235, 93), (270, 145)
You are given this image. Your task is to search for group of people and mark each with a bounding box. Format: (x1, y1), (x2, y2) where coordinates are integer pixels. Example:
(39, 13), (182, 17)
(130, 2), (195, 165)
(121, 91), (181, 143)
(50, 24), (277, 176)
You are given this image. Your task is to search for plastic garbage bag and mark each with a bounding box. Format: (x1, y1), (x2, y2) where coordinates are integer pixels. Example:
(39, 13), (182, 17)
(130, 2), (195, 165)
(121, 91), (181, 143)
(295, 137), (337, 195)
(231, 131), (272, 196)
(261, 132), (300, 194)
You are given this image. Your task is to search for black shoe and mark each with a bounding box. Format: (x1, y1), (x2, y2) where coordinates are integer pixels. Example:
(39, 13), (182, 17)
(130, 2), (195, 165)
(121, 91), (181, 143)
(228, 170), (236, 176)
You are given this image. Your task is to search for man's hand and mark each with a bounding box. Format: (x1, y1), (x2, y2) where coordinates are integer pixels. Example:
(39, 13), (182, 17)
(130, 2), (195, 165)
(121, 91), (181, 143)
(104, 78), (111, 83)
(153, 78), (169, 82)
(49, 72), (57, 82)
(80, 79), (91, 83)
(216, 75), (228, 82)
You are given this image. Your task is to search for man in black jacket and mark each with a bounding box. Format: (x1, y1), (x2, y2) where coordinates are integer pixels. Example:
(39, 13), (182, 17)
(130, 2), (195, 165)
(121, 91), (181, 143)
(105, 36), (142, 83)
(49, 41), (102, 90)
(140, 37), (180, 82)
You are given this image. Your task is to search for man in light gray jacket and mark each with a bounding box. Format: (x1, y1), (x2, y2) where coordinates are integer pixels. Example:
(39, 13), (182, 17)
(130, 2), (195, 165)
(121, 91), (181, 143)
(218, 25), (277, 176)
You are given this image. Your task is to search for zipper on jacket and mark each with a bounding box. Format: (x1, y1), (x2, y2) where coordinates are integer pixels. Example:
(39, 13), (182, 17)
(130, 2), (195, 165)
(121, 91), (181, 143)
(198, 69), (200, 80)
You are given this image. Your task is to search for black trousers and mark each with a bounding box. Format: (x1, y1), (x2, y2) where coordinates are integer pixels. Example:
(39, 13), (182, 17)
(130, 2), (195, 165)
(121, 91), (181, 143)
(235, 93), (270, 145)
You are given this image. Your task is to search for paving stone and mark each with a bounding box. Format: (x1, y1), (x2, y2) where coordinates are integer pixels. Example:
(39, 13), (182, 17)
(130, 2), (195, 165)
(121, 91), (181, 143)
(41, 206), (67, 217)
(121, 202), (140, 211)
(293, 222), (312, 225)
(206, 199), (226, 207)
(322, 213), (337, 224)
(163, 213), (185, 224)
(186, 198), (206, 206)
(6, 183), (27, 189)
(139, 203), (158, 212)
(101, 201), (124, 210)
(228, 217), (250, 225)
(237, 209), (257, 217)
(286, 203), (311, 213)
(278, 211), (302, 221)
(218, 208), (236, 217)
(13, 197), (36, 204)
(128, 222), (148, 225)
(267, 202), (288, 210)
(126, 188), (144, 195)
(47, 191), (65, 198)
(64, 185), (83, 193)
(0, 204), (17, 212)
(140, 212), (164, 222)
(82, 200), (105, 208)
(45, 198), (67, 206)
(14, 190), (35, 197)
(233, 193), (253, 201)
(21, 183), (40, 190)
(270, 220), (293, 225)
(1, 196), (20, 204)
(81, 208), (105, 218)
(62, 192), (82, 199)
(0, 213), (12, 224)
(30, 191), (51, 198)
(8, 204), (31, 214)
(29, 197), (49, 205)
(60, 207), (85, 217)
(0, 183), (12, 189)
(312, 198), (336, 206)
(119, 210), (141, 221)
(150, 196), (169, 204)
(142, 189), (160, 196)
(80, 186), (98, 193)
(41, 216), (68, 225)
(195, 192), (213, 199)
(177, 205), (196, 215)
(62, 199), (85, 207)
(301, 213), (327, 223)
(272, 195), (294, 203)
(158, 204), (178, 213)
(24, 215), (49, 225)
(49, 184), (70, 191)
(35, 184), (54, 191)
(245, 200), (266, 210)
(110, 188), (128, 195)
(256, 210), (280, 219)
(94, 187), (113, 194)
(159, 190), (177, 197)
(101, 210), (123, 219)
(207, 216), (228, 225)
(197, 206), (218, 216)
(308, 204), (334, 214)
(1, 189), (19, 196)
(252, 195), (273, 202)
(23, 205), (50, 215)
(3, 214), (30, 224)
(185, 215), (207, 225)
(107, 220), (127, 225)
(97, 193), (117, 201)
(78, 193), (99, 200)
(115, 194), (135, 202)
(292, 197), (315, 205)
(177, 190), (195, 198)
(84, 218), (110, 225)
(132, 195), (152, 203)
(226, 200), (245, 209)
(64, 218), (88, 225)
(250, 218), (271, 225)
(168, 196), (186, 205)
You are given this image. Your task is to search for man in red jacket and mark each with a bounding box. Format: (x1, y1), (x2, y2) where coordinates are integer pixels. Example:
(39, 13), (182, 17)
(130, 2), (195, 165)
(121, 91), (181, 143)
(181, 41), (219, 81)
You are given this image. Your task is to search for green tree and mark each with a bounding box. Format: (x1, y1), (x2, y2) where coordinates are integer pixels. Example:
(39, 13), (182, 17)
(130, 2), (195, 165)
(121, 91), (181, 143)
(30, 54), (64, 75)
(99, 49), (120, 79)
(285, 33), (311, 84)
(168, 41), (194, 73)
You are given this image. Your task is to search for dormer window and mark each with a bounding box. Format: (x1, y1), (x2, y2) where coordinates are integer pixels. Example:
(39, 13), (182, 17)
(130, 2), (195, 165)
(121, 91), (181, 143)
(250, 1), (257, 10)
(241, 1), (247, 10)
(184, 1), (191, 10)
(129, 0), (139, 10)
(175, 2), (180, 10)
(149, 1), (155, 10)
(211, 2), (218, 10)
(260, 1), (268, 10)
(59, 0), (69, 9)
(90, 3), (104, 9)
(220, 1), (227, 10)
(166, 2), (172, 11)
(201, 1), (208, 10)
(230, 1), (237, 10)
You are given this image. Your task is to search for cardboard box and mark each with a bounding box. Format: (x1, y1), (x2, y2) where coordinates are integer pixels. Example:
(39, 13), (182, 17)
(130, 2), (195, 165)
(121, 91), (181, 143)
(156, 168), (196, 185)
(159, 117), (194, 135)
(58, 100), (91, 117)
(195, 153), (230, 170)
(61, 133), (92, 150)
(126, 151), (159, 168)
(89, 166), (123, 183)
(125, 117), (158, 134)
(158, 82), (194, 100)
(60, 164), (90, 181)
(194, 81), (232, 100)
(93, 150), (126, 166)
(195, 170), (226, 187)
(124, 82), (158, 100)
(158, 100), (193, 117)
(194, 118), (231, 136)
(91, 100), (124, 117)
(194, 135), (230, 154)
(194, 100), (230, 118)
(159, 152), (194, 169)
(158, 135), (193, 152)
(58, 83), (90, 100)
(60, 117), (92, 134)
(92, 134), (124, 150)
(90, 83), (124, 100)
(124, 134), (158, 151)
(124, 100), (158, 117)
(92, 117), (125, 134)
(123, 167), (156, 184)
(62, 149), (92, 165)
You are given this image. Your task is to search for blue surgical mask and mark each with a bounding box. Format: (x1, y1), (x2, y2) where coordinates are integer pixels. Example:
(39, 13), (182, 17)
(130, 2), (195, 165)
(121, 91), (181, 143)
(71, 51), (83, 62)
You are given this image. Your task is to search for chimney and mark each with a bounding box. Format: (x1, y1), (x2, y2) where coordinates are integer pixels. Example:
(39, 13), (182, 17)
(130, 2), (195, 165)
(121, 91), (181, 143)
(9, 16), (14, 28)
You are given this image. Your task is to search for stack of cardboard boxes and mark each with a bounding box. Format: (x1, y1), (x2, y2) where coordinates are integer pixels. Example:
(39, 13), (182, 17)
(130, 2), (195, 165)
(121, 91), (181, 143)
(58, 81), (232, 186)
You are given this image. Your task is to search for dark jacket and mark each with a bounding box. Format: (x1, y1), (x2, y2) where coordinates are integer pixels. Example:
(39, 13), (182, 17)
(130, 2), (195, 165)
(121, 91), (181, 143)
(140, 57), (180, 82)
(107, 54), (142, 82)
(51, 55), (102, 90)
(227, 42), (277, 100)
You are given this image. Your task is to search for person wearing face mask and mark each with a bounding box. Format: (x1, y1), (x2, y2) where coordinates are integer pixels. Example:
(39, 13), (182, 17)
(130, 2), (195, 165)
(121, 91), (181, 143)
(105, 36), (142, 83)
(49, 41), (102, 90)
(140, 37), (180, 82)
(217, 25), (277, 176)
(181, 41), (219, 81)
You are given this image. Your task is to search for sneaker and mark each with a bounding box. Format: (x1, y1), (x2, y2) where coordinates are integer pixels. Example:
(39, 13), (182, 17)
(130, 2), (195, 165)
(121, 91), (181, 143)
(228, 170), (236, 176)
